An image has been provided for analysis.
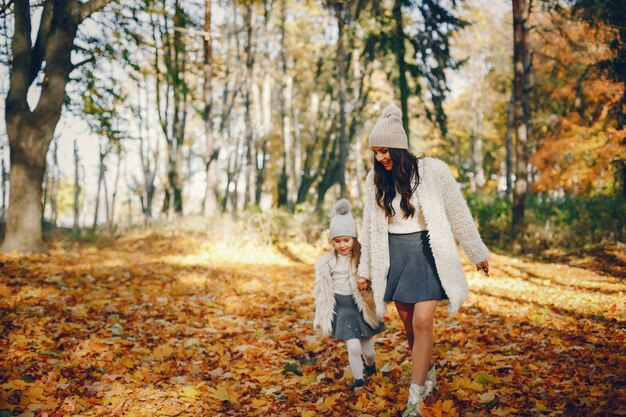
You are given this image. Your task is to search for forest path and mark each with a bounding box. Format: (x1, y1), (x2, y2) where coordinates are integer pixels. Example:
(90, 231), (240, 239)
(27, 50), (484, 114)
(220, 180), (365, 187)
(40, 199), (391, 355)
(0, 233), (623, 416)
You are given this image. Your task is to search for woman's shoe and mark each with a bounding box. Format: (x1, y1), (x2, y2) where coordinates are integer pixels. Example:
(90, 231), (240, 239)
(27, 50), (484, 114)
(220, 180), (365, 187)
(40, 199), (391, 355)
(424, 362), (436, 398)
(364, 362), (377, 377)
(402, 383), (426, 417)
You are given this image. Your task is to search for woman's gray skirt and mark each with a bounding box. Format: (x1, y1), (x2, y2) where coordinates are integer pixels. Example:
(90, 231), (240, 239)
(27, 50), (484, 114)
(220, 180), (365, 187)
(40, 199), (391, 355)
(331, 294), (386, 340)
(384, 231), (448, 304)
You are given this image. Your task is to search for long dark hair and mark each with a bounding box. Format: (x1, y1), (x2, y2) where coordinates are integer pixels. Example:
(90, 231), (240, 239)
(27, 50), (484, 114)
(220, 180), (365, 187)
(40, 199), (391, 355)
(374, 148), (423, 218)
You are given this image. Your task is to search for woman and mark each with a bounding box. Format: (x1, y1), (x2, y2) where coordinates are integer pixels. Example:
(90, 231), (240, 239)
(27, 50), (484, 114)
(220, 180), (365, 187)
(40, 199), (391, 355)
(357, 104), (489, 416)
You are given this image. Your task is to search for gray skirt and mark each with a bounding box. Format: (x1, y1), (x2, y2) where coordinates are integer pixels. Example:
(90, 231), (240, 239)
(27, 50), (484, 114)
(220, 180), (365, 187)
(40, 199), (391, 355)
(332, 294), (386, 340)
(384, 231), (448, 304)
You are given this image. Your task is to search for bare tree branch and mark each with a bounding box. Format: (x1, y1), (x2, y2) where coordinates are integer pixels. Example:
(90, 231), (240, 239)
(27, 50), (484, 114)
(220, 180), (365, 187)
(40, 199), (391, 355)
(5, 0), (31, 117)
(0, 0), (14, 18)
(72, 55), (96, 70)
(79, 0), (115, 21)
(29, 0), (54, 85)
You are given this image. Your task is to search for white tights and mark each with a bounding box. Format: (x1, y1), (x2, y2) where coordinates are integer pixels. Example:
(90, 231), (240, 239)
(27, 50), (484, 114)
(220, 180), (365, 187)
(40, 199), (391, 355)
(345, 336), (376, 380)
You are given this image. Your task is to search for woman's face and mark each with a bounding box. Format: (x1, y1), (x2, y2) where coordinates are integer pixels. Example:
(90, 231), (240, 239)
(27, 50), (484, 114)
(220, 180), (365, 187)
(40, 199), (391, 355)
(372, 147), (392, 171)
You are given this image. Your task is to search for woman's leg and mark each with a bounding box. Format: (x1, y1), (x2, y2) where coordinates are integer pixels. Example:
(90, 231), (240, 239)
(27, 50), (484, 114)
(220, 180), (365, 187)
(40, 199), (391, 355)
(396, 300), (438, 384)
(345, 338), (364, 380)
(410, 300), (438, 384)
(394, 301), (415, 350)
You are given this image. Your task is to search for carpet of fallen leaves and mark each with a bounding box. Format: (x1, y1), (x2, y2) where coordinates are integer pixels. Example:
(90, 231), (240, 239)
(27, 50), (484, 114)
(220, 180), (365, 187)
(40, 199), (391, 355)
(0, 231), (624, 417)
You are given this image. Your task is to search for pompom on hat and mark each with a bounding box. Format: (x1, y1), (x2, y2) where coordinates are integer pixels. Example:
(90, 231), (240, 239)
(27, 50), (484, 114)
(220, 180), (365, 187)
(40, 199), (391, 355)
(368, 103), (408, 149)
(329, 199), (358, 238)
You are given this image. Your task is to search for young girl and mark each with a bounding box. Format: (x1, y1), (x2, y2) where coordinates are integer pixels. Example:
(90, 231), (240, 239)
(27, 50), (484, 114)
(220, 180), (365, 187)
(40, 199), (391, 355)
(313, 199), (387, 391)
(357, 104), (490, 416)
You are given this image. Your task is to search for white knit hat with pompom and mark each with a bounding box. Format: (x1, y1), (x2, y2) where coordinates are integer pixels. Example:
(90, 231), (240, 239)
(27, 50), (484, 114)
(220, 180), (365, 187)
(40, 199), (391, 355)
(368, 103), (408, 149)
(329, 199), (358, 238)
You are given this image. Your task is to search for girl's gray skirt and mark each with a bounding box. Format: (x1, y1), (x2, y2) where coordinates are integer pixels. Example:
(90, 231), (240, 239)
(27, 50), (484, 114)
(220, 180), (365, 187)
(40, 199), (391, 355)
(331, 294), (386, 340)
(384, 231), (448, 304)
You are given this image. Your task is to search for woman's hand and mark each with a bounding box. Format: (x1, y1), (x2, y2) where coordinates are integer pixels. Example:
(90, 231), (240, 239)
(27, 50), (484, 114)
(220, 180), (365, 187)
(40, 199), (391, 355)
(475, 260), (489, 277)
(357, 278), (371, 292)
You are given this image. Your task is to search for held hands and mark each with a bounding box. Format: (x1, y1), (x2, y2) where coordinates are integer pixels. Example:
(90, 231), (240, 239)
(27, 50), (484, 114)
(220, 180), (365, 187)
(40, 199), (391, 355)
(357, 278), (371, 292)
(475, 260), (490, 277)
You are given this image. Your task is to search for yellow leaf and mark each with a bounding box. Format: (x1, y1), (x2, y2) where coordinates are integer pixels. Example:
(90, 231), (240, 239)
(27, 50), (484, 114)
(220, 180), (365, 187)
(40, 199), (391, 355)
(441, 400), (454, 412)
(152, 344), (174, 361)
(478, 390), (496, 403)
(474, 371), (499, 385)
(1, 379), (27, 390)
(492, 407), (517, 416)
(208, 383), (239, 403)
(316, 393), (340, 412)
(179, 385), (200, 400)
(441, 399), (456, 413)
(301, 411), (318, 417)
(449, 376), (484, 392)
(251, 398), (267, 408)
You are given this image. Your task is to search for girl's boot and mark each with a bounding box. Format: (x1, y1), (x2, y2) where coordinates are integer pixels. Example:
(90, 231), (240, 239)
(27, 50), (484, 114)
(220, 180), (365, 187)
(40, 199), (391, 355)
(402, 383), (427, 417)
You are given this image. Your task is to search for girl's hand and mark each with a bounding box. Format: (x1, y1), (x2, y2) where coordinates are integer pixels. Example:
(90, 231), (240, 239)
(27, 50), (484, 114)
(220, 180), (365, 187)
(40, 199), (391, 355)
(475, 261), (489, 277)
(357, 278), (371, 292)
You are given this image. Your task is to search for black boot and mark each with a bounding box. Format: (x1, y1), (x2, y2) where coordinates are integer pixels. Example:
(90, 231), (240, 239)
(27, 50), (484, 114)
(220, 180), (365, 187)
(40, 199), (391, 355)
(364, 363), (377, 377)
(348, 378), (368, 391)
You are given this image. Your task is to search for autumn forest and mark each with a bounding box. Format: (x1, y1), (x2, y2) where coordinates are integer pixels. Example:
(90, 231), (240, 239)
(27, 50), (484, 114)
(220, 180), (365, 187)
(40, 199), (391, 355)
(0, 0), (624, 416)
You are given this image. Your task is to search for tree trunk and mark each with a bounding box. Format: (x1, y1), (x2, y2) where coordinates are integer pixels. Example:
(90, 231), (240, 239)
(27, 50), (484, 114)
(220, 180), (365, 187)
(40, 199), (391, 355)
(277, 0), (292, 208)
(73, 137), (80, 231)
(42, 154), (49, 225)
(3, 128), (49, 253)
(103, 164), (109, 227)
(471, 108), (486, 192)
(2, 0), (113, 253)
(254, 3), (273, 206)
(254, 70), (271, 205)
(93, 146), (105, 230)
(316, 128), (340, 210)
(154, 0), (187, 217)
(109, 149), (121, 227)
(244, 1), (255, 208)
(393, 0), (410, 145)
(511, 0), (530, 242)
(1, 139), (6, 221)
(333, 3), (348, 198)
(137, 86), (156, 220)
(50, 137), (59, 227)
(352, 48), (364, 198)
(505, 89), (514, 200)
(202, 0), (218, 216)
(296, 91), (321, 204)
(172, 2), (187, 214)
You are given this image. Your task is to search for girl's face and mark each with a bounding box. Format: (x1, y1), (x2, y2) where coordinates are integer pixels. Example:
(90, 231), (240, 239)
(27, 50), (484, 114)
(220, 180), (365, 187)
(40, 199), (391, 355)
(372, 147), (393, 171)
(332, 236), (354, 255)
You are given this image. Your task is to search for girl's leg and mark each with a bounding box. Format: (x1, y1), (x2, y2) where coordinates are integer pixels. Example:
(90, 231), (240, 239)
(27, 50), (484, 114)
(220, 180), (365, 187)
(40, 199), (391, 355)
(345, 338), (364, 380)
(359, 336), (375, 366)
(395, 301), (415, 350)
(410, 300), (438, 384)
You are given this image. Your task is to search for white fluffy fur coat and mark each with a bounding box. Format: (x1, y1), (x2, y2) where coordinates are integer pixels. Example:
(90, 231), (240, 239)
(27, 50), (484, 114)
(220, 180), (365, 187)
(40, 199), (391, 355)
(358, 157), (489, 317)
(313, 252), (381, 336)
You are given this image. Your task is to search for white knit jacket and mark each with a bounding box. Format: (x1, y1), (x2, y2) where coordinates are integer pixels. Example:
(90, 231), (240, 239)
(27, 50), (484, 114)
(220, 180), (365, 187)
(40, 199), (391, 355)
(313, 252), (381, 336)
(358, 157), (489, 317)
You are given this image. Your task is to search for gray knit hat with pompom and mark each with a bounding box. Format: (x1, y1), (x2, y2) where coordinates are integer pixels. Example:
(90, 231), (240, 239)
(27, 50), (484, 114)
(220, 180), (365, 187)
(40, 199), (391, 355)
(329, 199), (358, 238)
(368, 103), (408, 149)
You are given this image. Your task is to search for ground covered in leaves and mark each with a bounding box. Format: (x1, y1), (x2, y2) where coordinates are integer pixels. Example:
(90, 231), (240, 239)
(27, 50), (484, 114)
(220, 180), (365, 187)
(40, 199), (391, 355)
(0, 232), (624, 416)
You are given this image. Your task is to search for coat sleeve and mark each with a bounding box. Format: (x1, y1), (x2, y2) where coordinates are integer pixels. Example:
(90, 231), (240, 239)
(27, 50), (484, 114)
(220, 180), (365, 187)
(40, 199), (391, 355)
(357, 171), (374, 280)
(440, 163), (489, 264)
(313, 257), (334, 336)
